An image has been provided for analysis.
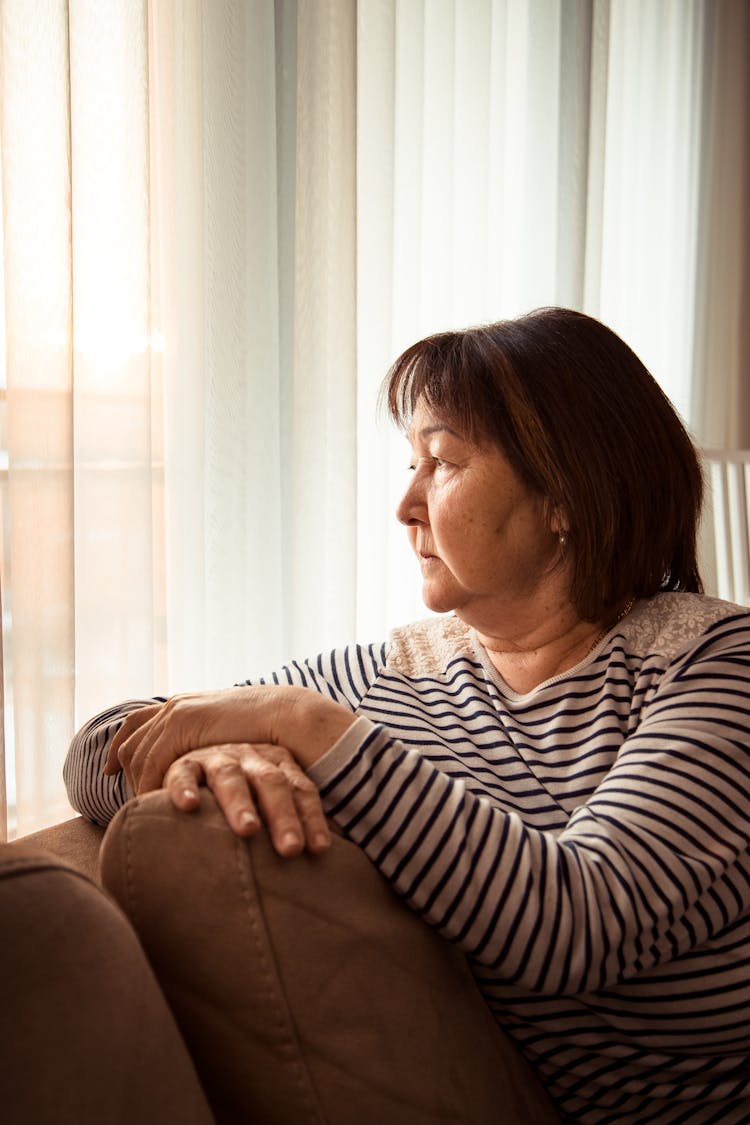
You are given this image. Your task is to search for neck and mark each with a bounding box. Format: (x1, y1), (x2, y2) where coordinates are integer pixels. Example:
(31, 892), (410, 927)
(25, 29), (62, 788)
(474, 596), (635, 694)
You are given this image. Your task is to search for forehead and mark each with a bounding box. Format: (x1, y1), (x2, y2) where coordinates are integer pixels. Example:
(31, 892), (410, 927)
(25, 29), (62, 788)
(406, 399), (465, 444)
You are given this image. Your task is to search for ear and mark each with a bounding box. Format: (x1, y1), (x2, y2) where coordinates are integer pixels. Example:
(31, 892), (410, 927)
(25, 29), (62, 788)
(545, 502), (568, 537)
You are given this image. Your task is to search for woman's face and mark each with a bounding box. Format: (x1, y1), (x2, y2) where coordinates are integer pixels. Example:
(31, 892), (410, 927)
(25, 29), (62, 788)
(397, 398), (563, 631)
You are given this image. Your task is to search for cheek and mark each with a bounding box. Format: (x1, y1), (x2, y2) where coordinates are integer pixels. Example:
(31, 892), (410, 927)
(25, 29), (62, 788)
(489, 487), (548, 535)
(437, 510), (475, 548)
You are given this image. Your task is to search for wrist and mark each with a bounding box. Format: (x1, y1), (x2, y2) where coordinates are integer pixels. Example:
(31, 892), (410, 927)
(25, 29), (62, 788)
(274, 688), (357, 768)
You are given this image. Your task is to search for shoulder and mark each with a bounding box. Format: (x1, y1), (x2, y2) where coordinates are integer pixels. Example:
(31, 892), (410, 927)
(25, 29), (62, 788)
(386, 614), (473, 676)
(622, 592), (750, 661)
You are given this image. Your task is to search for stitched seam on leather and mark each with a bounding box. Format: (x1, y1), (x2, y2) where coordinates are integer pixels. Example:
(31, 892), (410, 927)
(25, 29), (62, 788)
(233, 835), (328, 1125)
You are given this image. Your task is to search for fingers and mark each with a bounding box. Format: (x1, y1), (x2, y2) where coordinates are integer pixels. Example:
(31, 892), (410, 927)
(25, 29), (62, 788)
(248, 759), (319, 857)
(164, 757), (204, 812)
(107, 696), (204, 794)
(268, 756), (331, 855)
(115, 689), (265, 795)
(164, 744), (331, 857)
(131, 737), (181, 796)
(104, 703), (164, 776)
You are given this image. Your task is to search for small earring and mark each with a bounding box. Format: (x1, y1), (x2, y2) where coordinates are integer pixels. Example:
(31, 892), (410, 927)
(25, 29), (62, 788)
(559, 530), (568, 549)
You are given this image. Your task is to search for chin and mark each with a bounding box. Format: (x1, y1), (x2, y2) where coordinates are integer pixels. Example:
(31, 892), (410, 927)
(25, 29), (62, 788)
(420, 585), (457, 616)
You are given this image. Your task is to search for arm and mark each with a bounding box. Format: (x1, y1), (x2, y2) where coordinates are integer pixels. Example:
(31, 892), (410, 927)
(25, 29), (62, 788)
(66, 687), (355, 852)
(64, 644), (388, 832)
(104, 687), (360, 856)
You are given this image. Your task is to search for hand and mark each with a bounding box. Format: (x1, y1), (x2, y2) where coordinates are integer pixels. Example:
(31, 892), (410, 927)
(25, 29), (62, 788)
(104, 685), (356, 796)
(165, 742), (331, 855)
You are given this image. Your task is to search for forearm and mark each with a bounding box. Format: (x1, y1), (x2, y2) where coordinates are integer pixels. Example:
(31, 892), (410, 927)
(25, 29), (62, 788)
(105, 684), (357, 794)
(65, 683), (356, 835)
(122, 687), (359, 857)
(67, 639), (383, 821)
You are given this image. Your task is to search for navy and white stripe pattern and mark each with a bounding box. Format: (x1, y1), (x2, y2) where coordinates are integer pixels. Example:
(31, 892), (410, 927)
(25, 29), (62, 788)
(63, 698), (167, 825)
(65, 593), (750, 1122)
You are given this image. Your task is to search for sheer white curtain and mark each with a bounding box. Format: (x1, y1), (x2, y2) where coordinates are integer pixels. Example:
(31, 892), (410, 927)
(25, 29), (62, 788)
(154, 0), (359, 686)
(0, 0), (360, 835)
(0, 0), (740, 836)
(1, 0), (158, 835)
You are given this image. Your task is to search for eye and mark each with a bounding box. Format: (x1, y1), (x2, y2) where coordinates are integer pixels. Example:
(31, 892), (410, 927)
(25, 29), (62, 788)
(406, 455), (450, 473)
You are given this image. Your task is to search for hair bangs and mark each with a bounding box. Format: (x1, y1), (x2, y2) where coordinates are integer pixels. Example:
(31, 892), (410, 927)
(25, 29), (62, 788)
(382, 331), (490, 443)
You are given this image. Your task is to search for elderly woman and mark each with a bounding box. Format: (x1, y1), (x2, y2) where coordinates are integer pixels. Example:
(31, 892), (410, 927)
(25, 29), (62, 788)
(66, 308), (750, 1124)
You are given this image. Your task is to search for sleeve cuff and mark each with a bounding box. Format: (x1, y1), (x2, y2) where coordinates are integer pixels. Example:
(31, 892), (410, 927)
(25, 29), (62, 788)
(306, 714), (382, 788)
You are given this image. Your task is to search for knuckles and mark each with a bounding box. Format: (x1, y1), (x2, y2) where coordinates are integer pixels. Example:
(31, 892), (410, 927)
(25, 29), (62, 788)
(116, 740), (136, 767)
(247, 759), (291, 785)
(287, 773), (317, 794)
(184, 746), (312, 794)
(207, 758), (243, 781)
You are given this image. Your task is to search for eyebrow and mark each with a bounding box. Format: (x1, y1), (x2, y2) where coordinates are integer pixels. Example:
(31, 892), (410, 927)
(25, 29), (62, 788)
(408, 424), (463, 442)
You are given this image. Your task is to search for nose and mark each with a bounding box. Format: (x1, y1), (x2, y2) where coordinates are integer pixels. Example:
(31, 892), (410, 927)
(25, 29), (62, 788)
(396, 469), (427, 526)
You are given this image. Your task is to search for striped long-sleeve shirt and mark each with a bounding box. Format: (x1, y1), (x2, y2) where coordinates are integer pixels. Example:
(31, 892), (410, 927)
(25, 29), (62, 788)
(64, 593), (750, 1123)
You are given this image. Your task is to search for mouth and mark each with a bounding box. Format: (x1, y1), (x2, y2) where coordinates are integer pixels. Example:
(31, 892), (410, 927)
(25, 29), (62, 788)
(417, 547), (439, 563)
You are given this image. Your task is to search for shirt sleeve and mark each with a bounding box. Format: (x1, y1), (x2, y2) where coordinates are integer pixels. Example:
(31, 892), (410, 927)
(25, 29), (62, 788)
(307, 620), (750, 996)
(63, 698), (165, 826)
(248, 641), (389, 709)
(63, 641), (389, 826)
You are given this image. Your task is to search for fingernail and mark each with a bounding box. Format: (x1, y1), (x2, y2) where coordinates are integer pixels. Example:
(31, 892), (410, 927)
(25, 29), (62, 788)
(240, 811), (258, 828)
(183, 787), (197, 801)
(280, 831), (300, 852)
(312, 832), (330, 849)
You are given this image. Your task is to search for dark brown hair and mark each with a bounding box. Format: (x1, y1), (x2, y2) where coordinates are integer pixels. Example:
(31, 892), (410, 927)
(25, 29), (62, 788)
(383, 307), (704, 620)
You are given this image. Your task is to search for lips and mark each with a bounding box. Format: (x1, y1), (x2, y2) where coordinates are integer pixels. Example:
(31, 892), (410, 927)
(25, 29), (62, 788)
(417, 544), (439, 561)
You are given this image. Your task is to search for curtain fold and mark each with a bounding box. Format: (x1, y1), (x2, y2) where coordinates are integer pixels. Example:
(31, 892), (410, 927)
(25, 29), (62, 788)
(593, 0), (704, 423)
(691, 0), (750, 449)
(290, 0), (357, 658)
(70, 0), (158, 723)
(0, 0), (746, 834)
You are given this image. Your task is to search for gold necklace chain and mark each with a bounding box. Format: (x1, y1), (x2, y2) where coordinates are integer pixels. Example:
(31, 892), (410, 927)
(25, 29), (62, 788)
(586, 596), (636, 656)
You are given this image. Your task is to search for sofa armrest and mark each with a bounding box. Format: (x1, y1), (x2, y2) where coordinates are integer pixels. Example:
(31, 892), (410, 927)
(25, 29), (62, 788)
(101, 790), (560, 1125)
(12, 816), (105, 881)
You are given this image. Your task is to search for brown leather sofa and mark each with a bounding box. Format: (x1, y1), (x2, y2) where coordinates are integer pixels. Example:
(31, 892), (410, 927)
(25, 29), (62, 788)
(3, 793), (560, 1124)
